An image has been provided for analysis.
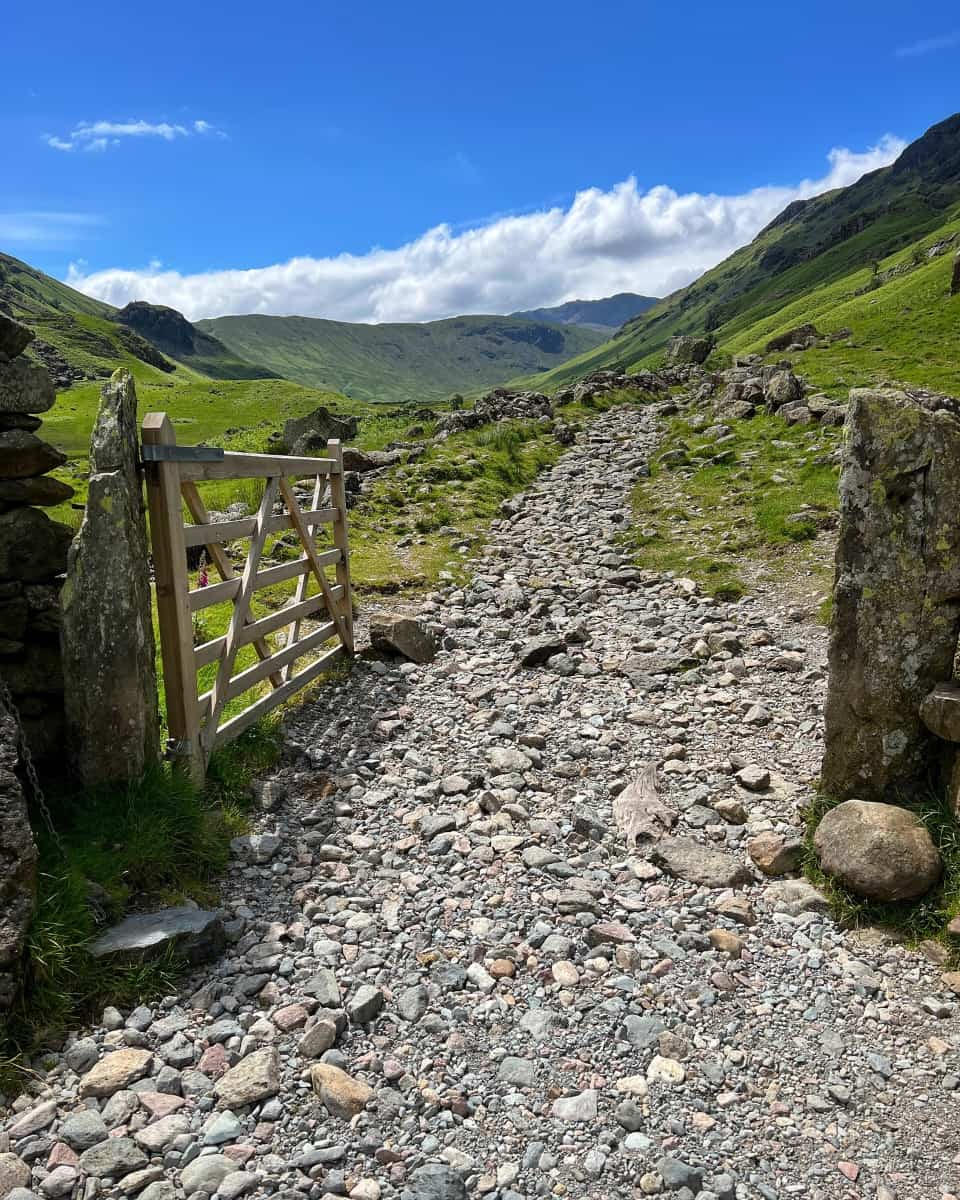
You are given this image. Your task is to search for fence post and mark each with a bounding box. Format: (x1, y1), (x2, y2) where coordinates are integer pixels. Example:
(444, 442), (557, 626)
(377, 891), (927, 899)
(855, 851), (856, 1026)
(327, 439), (355, 652)
(142, 413), (204, 785)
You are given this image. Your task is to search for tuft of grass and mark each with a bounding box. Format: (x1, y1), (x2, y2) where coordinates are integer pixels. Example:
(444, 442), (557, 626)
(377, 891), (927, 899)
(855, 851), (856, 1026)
(3, 723), (280, 1066)
(801, 787), (960, 954)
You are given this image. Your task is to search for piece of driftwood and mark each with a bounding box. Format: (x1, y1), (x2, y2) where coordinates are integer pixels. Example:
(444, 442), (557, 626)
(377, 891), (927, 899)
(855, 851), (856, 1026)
(613, 762), (676, 848)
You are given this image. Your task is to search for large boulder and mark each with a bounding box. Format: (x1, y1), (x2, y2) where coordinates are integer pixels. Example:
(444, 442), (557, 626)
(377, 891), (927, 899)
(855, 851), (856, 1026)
(283, 406), (358, 456)
(822, 389), (960, 801)
(813, 799), (941, 900)
(664, 335), (712, 366)
(764, 370), (803, 410)
(0, 313), (34, 361)
(0, 356), (56, 414)
(61, 370), (160, 786)
(0, 507), (72, 583)
(369, 613), (437, 664)
(765, 323), (820, 353)
(89, 906), (225, 964)
(0, 691), (37, 1013)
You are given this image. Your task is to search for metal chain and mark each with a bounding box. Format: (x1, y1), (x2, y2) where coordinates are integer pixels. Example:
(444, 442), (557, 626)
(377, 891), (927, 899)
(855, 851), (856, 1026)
(0, 672), (65, 855)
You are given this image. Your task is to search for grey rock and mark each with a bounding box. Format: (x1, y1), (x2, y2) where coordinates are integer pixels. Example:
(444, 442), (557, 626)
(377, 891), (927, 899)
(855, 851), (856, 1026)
(0, 508), (72, 585)
(369, 614), (436, 664)
(405, 1163), (467, 1200)
(519, 635), (565, 667)
(0, 357), (55, 414)
(0, 698), (35, 1006)
(89, 907), (225, 965)
(814, 799), (941, 900)
(213, 1047), (280, 1107)
(180, 1154), (236, 1195)
(621, 1015), (666, 1048)
(62, 370), (160, 787)
(822, 388), (960, 801)
(551, 1089), (597, 1122)
(347, 984), (385, 1023)
(665, 335), (712, 366)
(78, 1137), (148, 1179)
(0, 313), (34, 360)
(304, 968), (341, 1007)
(650, 837), (752, 888)
(283, 406), (357, 456)
(59, 1109), (108, 1150)
(498, 1056), (535, 1086)
(397, 984), (429, 1022)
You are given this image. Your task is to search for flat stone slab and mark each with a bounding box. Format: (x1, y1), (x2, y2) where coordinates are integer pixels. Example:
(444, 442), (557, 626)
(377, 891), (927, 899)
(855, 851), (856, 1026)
(89, 907), (225, 964)
(650, 837), (753, 889)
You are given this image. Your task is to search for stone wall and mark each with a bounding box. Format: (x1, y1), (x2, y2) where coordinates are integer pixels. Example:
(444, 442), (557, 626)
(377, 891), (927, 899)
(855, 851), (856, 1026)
(0, 687), (37, 1015)
(0, 313), (73, 761)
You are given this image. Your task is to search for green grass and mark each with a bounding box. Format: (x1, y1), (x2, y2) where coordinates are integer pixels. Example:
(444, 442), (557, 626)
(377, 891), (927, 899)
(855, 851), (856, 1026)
(802, 788), (960, 954)
(197, 313), (608, 404)
(622, 411), (843, 599)
(2, 721), (279, 1070)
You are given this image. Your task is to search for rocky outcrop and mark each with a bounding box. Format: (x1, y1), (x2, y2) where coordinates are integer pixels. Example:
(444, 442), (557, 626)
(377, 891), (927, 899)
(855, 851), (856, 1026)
(61, 370), (159, 786)
(434, 388), (554, 437)
(814, 799), (941, 900)
(0, 687), (37, 1015)
(664, 335), (713, 366)
(0, 312), (73, 760)
(822, 388), (960, 801)
(369, 613), (437, 663)
(283, 406), (358, 456)
(765, 323), (821, 353)
(952, 252), (960, 296)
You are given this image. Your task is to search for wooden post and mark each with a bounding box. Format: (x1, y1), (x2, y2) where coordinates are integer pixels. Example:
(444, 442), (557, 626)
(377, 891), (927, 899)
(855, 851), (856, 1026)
(142, 413), (204, 785)
(327, 439), (355, 652)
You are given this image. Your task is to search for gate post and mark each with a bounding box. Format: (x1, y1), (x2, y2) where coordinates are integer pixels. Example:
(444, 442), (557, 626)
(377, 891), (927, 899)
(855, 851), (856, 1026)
(142, 413), (204, 785)
(327, 439), (355, 653)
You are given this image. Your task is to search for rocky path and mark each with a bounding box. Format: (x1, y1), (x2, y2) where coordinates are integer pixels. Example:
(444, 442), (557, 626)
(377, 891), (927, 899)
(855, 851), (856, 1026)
(4, 405), (960, 1200)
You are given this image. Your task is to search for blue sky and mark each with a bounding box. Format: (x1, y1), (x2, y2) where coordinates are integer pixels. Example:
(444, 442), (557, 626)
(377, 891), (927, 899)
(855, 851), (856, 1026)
(3, 0), (959, 322)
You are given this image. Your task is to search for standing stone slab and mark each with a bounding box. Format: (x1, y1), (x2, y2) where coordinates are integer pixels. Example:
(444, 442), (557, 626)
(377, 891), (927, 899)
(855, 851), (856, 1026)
(61, 369), (159, 786)
(822, 389), (960, 801)
(0, 691), (37, 1014)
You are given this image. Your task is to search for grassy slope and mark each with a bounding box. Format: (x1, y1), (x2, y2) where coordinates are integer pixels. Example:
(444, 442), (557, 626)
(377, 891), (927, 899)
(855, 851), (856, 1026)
(517, 113), (960, 395)
(198, 313), (607, 403)
(0, 251), (271, 382)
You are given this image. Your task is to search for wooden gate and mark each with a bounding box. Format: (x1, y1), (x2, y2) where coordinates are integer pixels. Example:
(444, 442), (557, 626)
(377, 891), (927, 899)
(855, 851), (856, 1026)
(141, 412), (354, 782)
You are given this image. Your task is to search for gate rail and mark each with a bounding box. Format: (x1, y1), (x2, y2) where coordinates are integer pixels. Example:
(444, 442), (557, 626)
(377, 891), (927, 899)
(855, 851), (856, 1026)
(142, 412), (353, 782)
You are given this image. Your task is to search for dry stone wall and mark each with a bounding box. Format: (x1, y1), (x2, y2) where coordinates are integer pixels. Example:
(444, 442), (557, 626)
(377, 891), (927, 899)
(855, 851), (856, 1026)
(0, 313), (73, 761)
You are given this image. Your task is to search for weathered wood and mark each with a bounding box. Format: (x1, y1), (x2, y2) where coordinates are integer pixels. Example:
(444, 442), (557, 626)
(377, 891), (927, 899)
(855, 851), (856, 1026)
(282, 474), (327, 682)
(181, 480), (282, 689)
(202, 478), (279, 752)
(193, 589), (341, 669)
(198, 620), (337, 717)
(177, 451), (337, 482)
(188, 548), (342, 611)
(612, 762), (676, 849)
(144, 413), (354, 777)
(181, 507), (337, 548)
(279, 478), (352, 650)
(212, 643), (345, 749)
(141, 413), (203, 783)
(327, 439), (355, 652)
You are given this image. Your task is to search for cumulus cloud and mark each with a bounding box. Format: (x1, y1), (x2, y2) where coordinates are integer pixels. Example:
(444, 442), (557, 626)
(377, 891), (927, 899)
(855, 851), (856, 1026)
(45, 118), (225, 152)
(66, 134), (906, 323)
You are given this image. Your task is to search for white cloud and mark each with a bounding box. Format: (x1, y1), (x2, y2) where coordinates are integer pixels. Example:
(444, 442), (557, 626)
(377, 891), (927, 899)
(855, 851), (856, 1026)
(895, 30), (960, 57)
(66, 134), (906, 323)
(44, 118), (225, 152)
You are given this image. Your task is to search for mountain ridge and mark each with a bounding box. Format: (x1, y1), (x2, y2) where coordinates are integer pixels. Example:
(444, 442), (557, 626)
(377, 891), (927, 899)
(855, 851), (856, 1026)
(510, 292), (659, 332)
(197, 311), (607, 404)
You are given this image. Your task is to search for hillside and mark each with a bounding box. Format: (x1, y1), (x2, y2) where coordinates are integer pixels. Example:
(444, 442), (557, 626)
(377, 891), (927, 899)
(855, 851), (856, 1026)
(198, 312), (607, 403)
(510, 292), (659, 331)
(0, 252), (274, 385)
(519, 112), (960, 396)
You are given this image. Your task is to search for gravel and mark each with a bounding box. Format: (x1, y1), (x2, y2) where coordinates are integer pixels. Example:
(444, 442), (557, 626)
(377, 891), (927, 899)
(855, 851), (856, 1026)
(3, 404), (959, 1199)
